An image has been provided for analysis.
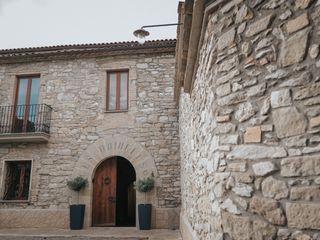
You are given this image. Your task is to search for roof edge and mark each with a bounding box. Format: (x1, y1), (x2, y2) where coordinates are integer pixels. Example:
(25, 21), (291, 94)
(0, 39), (176, 54)
(0, 39), (176, 64)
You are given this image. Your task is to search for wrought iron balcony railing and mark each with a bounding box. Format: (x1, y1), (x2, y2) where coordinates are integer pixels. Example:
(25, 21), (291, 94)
(0, 104), (52, 135)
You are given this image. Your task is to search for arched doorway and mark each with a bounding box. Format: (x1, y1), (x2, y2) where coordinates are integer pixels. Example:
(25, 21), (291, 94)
(92, 156), (136, 227)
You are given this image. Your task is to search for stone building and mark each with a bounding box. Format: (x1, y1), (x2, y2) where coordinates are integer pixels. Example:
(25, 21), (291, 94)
(0, 40), (180, 229)
(176, 0), (320, 239)
(1, 0), (320, 238)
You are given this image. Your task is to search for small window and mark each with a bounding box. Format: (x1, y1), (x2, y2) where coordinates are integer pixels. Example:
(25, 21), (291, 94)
(3, 161), (32, 201)
(106, 70), (129, 112)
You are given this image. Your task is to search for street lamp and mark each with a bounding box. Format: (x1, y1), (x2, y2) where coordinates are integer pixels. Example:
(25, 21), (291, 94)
(133, 23), (181, 44)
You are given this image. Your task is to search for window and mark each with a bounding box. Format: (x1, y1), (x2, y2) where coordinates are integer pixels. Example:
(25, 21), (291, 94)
(106, 71), (129, 112)
(3, 161), (32, 201)
(14, 76), (41, 133)
(16, 76), (40, 107)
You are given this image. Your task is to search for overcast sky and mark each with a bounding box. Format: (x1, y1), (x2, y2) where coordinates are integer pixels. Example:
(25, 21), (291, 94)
(0, 0), (181, 49)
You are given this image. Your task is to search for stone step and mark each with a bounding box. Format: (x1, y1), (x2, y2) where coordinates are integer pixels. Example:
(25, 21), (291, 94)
(0, 236), (147, 240)
(0, 228), (181, 240)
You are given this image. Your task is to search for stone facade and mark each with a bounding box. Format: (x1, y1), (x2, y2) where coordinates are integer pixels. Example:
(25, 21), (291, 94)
(179, 0), (320, 239)
(0, 42), (180, 229)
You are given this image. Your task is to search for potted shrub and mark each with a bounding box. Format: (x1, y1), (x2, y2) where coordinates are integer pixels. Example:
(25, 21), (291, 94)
(67, 176), (88, 230)
(134, 173), (155, 230)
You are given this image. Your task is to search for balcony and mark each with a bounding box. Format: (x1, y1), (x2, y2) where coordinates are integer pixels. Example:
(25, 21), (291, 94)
(0, 104), (52, 143)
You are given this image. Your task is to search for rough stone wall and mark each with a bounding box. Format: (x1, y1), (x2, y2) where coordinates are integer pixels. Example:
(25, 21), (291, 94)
(180, 0), (320, 239)
(0, 53), (180, 227)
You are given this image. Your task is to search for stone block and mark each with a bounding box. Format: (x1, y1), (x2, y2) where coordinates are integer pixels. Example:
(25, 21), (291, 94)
(304, 96), (320, 107)
(153, 207), (180, 229)
(261, 124), (273, 132)
(309, 44), (319, 59)
(232, 183), (253, 197)
(282, 135), (307, 148)
(217, 69), (240, 85)
(216, 83), (231, 97)
(252, 161), (278, 176)
(218, 91), (247, 106)
(261, 97), (271, 115)
(247, 83), (266, 97)
(218, 55), (238, 73)
(286, 202), (320, 229)
(214, 123), (235, 134)
(232, 82), (243, 92)
(310, 115), (320, 128)
(235, 102), (256, 122)
(244, 126), (261, 143)
(271, 89), (292, 108)
(279, 28), (310, 67)
(302, 144), (320, 154)
(241, 42), (252, 56)
(295, 0), (314, 9)
(290, 186), (320, 200)
(220, 134), (239, 144)
(265, 69), (289, 80)
(294, 83), (320, 100)
(280, 72), (312, 88)
(291, 232), (313, 240)
(227, 145), (287, 160)
(222, 212), (252, 240)
(249, 196), (286, 225)
(262, 176), (289, 200)
(310, 135), (320, 143)
(256, 37), (273, 51)
(217, 27), (235, 51)
(221, 198), (240, 214)
(286, 13), (309, 34)
(221, 0), (244, 13)
(216, 115), (231, 123)
(262, 0), (286, 9)
(288, 148), (302, 156)
(238, 22), (247, 35)
(235, 4), (252, 24)
(279, 10), (292, 20)
(228, 162), (247, 172)
(252, 219), (277, 240)
(0, 209), (68, 228)
(234, 172), (254, 184)
(245, 14), (274, 37)
(281, 155), (320, 177)
(234, 196), (248, 210)
(272, 107), (307, 138)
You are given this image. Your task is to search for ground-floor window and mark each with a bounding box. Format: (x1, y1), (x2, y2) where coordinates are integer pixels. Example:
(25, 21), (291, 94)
(3, 160), (32, 200)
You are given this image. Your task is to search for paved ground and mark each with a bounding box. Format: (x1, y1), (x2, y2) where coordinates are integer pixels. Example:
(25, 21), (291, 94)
(0, 227), (182, 240)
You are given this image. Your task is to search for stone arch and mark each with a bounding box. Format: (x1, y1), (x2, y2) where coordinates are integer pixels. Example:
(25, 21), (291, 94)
(71, 134), (159, 228)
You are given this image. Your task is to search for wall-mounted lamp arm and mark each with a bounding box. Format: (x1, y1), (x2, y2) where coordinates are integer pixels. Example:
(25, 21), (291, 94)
(133, 23), (182, 44)
(140, 23), (182, 30)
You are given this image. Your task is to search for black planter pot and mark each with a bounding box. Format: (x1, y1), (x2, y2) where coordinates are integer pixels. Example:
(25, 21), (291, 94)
(138, 203), (152, 230)
(70, 204), (85, 230)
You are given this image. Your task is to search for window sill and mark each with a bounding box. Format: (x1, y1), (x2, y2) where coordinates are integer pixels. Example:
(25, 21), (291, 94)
(0, 200), (30, 203)
(104, 110), (129, 114)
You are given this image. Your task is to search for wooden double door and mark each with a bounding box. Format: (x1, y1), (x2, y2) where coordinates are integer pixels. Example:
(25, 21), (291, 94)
(92, 157), (136, 227)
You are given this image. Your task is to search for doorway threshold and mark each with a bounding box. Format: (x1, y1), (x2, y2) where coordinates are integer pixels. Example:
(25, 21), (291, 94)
(0, 227), (182, 240)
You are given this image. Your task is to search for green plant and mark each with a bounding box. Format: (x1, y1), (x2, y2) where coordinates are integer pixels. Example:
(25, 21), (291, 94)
(134, 177), (155, 192)
(67, 176), (88, 204)
(134, 173), (155, 203)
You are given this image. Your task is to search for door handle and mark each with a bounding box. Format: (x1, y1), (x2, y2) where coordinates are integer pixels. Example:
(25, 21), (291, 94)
(104, 177), (111, 185)
(108, 196), (116, 203)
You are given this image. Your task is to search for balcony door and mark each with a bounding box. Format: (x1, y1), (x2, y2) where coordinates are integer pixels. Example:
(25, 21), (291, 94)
(14, 76), (40, 133)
